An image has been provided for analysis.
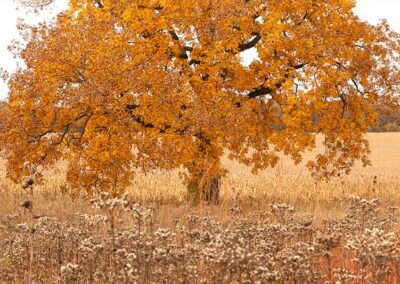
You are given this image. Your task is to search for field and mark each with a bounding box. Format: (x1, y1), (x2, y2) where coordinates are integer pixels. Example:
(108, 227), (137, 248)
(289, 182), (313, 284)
(1, 133), (400, 283)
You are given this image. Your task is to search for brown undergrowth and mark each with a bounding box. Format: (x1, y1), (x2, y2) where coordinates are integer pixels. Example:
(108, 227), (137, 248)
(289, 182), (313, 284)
(0, 133), (399, 283)
(1, 189), (400, 283)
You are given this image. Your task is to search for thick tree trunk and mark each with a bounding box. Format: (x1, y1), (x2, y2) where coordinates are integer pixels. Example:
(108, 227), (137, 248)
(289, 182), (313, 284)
(202, 175), (220, 204)
(187, 175), (221, 205)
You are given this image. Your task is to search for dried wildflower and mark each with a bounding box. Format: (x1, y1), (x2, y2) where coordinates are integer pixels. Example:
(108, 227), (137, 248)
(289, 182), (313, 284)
(60, 263), (80, 282)
(2, 192), (400, 283)
(21, 177), (34, 190)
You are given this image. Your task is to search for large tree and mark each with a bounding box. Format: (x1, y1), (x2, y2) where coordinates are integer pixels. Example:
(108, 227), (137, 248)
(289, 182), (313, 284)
(1, 0), (399, 201)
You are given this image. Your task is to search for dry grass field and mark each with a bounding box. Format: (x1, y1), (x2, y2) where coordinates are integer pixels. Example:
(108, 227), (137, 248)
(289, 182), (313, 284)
(1, 133), (400, 283)
(1, 133), (399, 217)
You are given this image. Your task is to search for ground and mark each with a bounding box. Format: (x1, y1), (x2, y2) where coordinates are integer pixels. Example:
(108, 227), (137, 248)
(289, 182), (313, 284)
(0, 133), (399, 283)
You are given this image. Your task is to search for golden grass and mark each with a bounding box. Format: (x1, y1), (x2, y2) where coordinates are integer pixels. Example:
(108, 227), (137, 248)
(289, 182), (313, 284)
(0, 133), (400, 283)
(127, 133), (400, 217)
(0, 133), (399, 221)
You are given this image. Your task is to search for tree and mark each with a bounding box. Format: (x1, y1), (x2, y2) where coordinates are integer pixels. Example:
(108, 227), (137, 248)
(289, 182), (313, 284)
(1, 0), (399, 201)
(370, 108), (400, 132)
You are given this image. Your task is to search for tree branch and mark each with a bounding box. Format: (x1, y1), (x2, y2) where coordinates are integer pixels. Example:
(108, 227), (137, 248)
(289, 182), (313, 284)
(246, 63), (307, 99)
(238, 32), (262, 52)
(94, 0), (104, 9)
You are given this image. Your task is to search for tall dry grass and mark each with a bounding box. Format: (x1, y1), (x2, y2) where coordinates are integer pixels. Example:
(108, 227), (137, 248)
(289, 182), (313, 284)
(1, 191), (400, 283)
(0, 133), (399, 219)
(0, 133), (399, 283)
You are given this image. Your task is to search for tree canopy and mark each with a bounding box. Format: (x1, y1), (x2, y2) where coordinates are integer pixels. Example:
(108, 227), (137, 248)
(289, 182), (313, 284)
(1, 0), (399, 194)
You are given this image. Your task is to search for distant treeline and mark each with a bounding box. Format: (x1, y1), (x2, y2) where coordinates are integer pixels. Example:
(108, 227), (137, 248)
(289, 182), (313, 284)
(370, 110), (400, 132)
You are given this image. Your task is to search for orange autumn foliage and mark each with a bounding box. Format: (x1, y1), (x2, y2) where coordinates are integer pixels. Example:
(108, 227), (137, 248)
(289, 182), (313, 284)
(1, 0), (399, 193)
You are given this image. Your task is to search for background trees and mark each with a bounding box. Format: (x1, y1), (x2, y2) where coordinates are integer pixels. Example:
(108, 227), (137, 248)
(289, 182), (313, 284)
(1, 0), (399, 200)
(370, 109), (400, 132)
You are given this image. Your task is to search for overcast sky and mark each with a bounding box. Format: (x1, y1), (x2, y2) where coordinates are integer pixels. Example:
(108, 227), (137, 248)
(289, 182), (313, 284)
(1, 0), (400, 99)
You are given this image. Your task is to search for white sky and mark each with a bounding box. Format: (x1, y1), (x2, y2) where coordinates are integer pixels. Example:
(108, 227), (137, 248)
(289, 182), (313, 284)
(0, 0), (400, 99)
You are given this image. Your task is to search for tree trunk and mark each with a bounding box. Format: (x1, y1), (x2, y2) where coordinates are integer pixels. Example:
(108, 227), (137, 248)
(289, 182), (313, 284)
(187, 175), (221, 205)
(202, 175), (220, 204)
